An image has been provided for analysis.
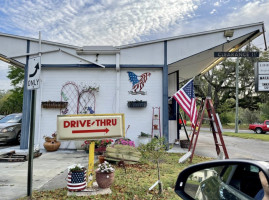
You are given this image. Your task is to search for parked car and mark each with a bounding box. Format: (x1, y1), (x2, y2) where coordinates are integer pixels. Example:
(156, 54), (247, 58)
(175, 159), (269, 200)
(0, 113), (22, 144)
(249, 120), (269, 134)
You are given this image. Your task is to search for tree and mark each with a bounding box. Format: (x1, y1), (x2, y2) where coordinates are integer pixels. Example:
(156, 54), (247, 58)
(196, 45), (269, 113)
(138, 137), (167, 195)
(0, 65), (24, 114)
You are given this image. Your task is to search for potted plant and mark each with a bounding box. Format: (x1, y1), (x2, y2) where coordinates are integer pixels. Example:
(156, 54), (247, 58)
(138, 132), (152, 145)
(67, 164), (86, 192)
(95, 161), (115, 189)
(43, 132), (61, 151)
(96, 139), (113, 163)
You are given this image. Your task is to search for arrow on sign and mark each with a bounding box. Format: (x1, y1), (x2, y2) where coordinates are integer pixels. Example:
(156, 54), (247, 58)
(72, 128), (110, 134)
(29, 63), (39, 78)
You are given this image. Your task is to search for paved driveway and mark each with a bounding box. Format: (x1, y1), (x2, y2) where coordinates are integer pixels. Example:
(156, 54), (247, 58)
(0, 150), (88, 200)
(191, 130), (269, 161)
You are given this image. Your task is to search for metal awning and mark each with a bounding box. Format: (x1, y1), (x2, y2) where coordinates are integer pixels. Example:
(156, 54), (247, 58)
(169, 30), (263, 81)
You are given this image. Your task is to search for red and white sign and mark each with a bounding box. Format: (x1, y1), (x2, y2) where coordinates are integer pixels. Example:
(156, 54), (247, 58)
(57, 114), (125, 140)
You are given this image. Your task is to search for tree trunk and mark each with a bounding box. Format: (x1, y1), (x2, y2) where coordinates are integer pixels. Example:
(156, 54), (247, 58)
(157, 160), (163, 194)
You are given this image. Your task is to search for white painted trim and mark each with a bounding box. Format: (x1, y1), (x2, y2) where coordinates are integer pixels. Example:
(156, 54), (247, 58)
(0, 31), (79, 49)
(60, 49), (106, 68)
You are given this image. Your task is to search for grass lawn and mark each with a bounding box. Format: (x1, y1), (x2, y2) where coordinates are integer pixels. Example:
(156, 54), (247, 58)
(20, 153), (210, 200)
(223, 132), (269, 142)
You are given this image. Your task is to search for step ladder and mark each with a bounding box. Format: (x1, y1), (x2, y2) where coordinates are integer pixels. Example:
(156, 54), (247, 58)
(185, 97), (229, 163)
(151, 107), (161, 138)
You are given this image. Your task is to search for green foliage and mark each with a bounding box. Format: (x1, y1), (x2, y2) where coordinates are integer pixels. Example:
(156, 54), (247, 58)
(7, 65), (24, 86)
(219, 111), (234, 125)
(258, 102), (269, 121)
(0, 65), (24, 114)
(138, 137), (167, 164)
(223, 132), (269, 142)
(240, 108), (260, 124)
(0, 88), (23, 114)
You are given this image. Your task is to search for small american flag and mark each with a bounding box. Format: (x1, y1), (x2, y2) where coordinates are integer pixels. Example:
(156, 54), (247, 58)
(67, 171), (86, 192)
(173, 79), (197, 127)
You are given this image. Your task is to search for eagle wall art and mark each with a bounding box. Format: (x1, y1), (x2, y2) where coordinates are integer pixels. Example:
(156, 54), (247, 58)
(127, 71), (151, 95)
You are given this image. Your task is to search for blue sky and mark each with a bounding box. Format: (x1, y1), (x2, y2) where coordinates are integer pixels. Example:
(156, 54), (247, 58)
(0, 0), (269, 90)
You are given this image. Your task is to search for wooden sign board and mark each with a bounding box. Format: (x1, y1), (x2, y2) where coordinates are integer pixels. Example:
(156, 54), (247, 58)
(57, 114), (125, 140)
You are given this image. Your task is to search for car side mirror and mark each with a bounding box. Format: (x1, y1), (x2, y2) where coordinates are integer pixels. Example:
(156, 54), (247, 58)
(175, 160), (269, 200)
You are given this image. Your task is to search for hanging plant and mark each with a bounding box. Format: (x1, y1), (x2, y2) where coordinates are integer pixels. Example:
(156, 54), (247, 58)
(41, 101), (68, 109)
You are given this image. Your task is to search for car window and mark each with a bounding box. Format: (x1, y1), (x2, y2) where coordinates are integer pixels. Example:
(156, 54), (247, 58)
(266, 121), (269, 125)
(0, 114), (22, 123)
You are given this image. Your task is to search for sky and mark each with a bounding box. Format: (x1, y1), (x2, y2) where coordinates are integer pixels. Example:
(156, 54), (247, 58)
(0, 0), (269, 90)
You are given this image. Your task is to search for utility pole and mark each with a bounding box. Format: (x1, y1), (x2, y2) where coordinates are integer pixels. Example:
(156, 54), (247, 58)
(235, 58), (239, 133)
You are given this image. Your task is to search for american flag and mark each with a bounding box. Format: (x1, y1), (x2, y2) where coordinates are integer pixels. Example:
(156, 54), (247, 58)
(67, 171), (86, 192)
(127, 71), (151, 92)
(173, 79), (197, 127)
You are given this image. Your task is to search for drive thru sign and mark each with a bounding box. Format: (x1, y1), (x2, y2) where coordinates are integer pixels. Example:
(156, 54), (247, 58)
(57, 114), (125, 140)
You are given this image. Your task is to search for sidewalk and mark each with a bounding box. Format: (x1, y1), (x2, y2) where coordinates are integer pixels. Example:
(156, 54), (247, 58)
(0, 146), (89, 200)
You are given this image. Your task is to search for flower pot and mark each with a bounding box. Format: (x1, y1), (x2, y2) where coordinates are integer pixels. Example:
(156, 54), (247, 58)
(67, 170), (86, 192)
(138, 136), (151, 145)
(95, 171), (114, 188)
(98, 155), (105, 164)
(180, 140), (190, 149)
(43, 139), (61, 151)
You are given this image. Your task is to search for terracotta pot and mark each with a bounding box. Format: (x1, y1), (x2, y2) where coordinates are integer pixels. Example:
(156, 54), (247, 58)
(98, 155), (105, 164)
(96, 171), (114, 188)
(43, 139), (61, 151)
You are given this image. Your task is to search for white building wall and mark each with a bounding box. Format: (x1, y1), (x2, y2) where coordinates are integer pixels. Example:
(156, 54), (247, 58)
(120, 43), (164, 65)
(119, 68), (163, 146)
(36, 67), (163, 149)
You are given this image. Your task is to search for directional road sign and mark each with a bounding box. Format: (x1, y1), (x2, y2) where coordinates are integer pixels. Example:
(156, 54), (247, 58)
(27, 56), (41, 90)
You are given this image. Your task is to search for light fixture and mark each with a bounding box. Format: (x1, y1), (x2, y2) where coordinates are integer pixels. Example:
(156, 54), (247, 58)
(224, 30), (234, 42)
(224, 30), (234, 37)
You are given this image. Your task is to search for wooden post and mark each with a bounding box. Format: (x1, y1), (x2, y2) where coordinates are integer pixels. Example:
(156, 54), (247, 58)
(87, 141), (95, 187)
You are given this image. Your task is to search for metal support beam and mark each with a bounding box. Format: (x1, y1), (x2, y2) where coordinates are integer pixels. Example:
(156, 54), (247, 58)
(235, 58), (239, 133)
(20, 40), (31, 149)
(163, 41), (169, 143)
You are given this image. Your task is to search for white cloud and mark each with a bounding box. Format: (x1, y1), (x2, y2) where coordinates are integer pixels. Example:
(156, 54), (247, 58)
(216, 1), (269, 48)
(210, 9), (217, 14)
(0, 0), (201, 46)
(214, 2), (220, 6)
